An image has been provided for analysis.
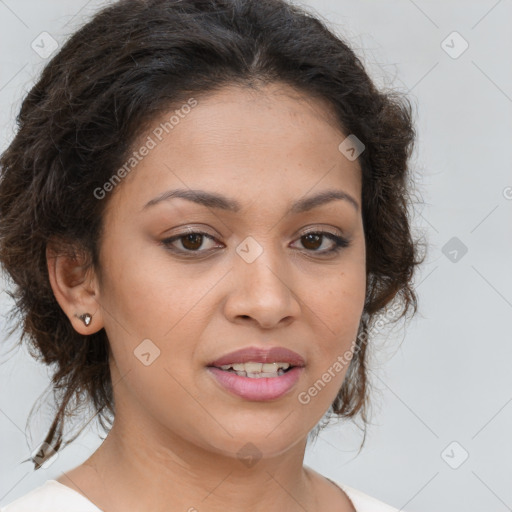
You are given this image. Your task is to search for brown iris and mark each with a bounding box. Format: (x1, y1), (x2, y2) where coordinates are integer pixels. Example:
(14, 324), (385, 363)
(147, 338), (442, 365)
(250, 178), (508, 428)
(301, 233), (322, 250)
(181, 233), (204, 250)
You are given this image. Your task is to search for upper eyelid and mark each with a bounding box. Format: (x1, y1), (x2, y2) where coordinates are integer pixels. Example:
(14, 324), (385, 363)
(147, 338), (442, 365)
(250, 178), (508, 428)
(165, 223), (345, 238)
(164, 227), (344, 242)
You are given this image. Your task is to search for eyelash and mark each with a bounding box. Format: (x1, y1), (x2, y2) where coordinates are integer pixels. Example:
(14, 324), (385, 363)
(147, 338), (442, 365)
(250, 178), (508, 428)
(161, 230), (350, 257)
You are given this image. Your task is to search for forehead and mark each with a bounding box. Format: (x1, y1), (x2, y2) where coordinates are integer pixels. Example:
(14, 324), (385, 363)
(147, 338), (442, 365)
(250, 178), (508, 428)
(105, 83), (362, 216)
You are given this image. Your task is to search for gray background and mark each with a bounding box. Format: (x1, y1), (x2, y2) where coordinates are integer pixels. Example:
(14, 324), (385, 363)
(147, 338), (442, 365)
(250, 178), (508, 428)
(1, 1), (511, 511)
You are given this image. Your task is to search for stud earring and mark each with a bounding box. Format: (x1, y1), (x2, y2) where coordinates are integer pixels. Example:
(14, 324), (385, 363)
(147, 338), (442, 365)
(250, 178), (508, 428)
(75, 313), (92, 326)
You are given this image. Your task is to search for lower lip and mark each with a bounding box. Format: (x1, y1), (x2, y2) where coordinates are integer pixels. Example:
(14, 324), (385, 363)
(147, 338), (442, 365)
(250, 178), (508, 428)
(207, 366), (304, 401)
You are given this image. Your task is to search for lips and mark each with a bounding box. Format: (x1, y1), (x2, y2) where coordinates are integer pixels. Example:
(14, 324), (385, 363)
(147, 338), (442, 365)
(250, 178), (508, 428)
(207, 366), (304, 401)
(208, 346), (306, 368)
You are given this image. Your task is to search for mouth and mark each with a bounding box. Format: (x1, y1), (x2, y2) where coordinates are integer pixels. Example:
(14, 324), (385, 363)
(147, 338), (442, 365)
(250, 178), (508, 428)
(206, 346), (305, 401)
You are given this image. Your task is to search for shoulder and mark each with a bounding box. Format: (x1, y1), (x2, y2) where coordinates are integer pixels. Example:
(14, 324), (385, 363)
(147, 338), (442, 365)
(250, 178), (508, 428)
(329, 478), (405, 512)
(0, 480), (102, 512)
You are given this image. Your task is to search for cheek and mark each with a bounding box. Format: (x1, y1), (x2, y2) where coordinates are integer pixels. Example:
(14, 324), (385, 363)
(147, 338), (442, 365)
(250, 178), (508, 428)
(310, 268), (366, 341)
(99, 237), (211, 338)
(301, 261), (365, 395)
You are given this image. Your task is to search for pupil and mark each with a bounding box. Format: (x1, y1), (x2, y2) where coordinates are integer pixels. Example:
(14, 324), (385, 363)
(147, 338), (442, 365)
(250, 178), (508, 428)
(182, 233), (202, 250)
(302, 233), (321, 250)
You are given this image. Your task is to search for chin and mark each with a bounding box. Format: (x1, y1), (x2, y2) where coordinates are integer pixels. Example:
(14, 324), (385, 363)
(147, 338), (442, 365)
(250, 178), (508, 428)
(195, 421), (309, 462)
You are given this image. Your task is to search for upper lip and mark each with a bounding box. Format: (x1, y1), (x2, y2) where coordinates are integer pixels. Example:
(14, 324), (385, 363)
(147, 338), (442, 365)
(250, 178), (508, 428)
(208, 346), (306, 367)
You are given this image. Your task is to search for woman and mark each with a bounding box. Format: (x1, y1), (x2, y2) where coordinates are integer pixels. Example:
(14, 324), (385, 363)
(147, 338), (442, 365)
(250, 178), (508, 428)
(0, 0), (422, 510)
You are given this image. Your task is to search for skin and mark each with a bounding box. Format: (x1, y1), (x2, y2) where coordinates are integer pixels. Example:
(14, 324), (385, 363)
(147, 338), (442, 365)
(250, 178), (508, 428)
(47, 82), (365, 512)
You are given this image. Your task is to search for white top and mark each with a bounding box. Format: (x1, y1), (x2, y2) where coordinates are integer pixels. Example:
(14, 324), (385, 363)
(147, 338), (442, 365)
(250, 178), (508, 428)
(0, 478), (404, 511)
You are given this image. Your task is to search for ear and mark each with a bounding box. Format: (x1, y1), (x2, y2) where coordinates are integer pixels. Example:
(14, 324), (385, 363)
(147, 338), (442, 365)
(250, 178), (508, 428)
(46, 239), (104, 335)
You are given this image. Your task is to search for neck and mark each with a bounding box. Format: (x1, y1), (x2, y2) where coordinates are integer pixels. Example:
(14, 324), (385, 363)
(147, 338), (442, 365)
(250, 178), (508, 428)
(77, 412), (317, 512)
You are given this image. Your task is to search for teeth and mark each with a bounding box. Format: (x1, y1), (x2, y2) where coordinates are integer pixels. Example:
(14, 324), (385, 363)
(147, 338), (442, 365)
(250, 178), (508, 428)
(242, 362), (262, 373)
(236, 370), (286, 378)
(219, 362), (291, 373)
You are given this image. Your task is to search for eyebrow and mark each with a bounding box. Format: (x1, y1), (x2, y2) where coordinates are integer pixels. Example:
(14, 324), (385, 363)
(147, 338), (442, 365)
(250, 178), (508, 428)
(142, 188), (359, 213)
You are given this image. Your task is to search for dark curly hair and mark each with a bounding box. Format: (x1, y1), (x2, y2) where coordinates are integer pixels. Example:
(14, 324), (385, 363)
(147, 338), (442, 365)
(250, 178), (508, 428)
(0, 0), (424, 469)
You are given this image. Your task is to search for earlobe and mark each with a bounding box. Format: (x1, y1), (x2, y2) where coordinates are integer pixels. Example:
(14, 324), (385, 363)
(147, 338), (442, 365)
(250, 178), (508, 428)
(46, 242), (103, 335)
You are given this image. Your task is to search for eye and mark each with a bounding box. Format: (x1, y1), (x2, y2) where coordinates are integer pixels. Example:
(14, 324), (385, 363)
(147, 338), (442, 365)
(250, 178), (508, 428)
(161, 231), (222, 255)
(160, 228), (350, 257)
(291, 231), (350, 256)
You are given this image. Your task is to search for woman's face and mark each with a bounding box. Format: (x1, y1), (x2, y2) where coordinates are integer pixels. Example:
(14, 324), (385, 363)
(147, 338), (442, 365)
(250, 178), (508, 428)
(95, 83), (366, 459)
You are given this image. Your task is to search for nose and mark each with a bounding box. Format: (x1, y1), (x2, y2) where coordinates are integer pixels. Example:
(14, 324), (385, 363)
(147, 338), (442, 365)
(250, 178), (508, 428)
(223, 240), (301, 329)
